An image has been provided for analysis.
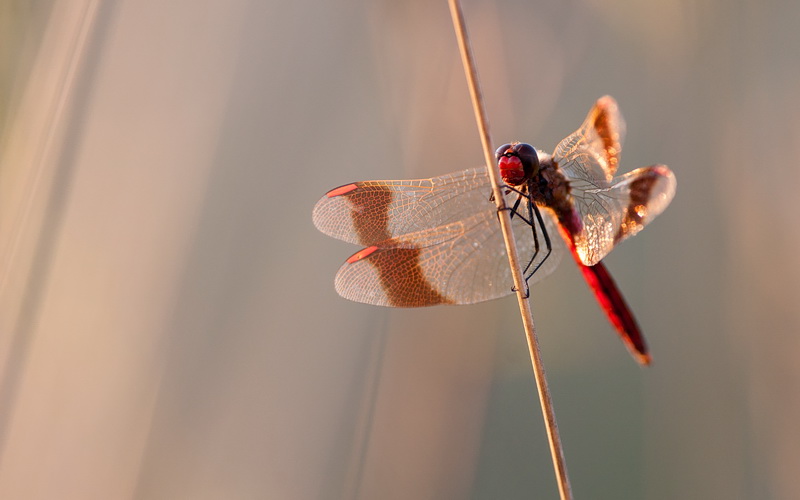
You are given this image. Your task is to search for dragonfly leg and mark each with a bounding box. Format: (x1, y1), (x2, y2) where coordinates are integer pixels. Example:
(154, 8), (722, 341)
(507, 195), (523, 221)
(524, 200), (552, 283)
(506, 191), (538, 299)
(501, 184), (528, 199)
(521, 193), (541, 276)
(510, 194), (540, 299)
(496, 193), (534, 225)
(497, 184), (535, 222)
(488, 188), (512, 203)
(494, 184), (544, 299)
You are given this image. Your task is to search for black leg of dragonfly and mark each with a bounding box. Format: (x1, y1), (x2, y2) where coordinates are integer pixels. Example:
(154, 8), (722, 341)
(510, 191), (539, 299)
(524, 194), (552, 283)
(508, 194), (524, 222)
(495, 185), (539, 299)
(511, 190), (540, 299)
(502, 181), (554, 298)
(496, 185), (534, 225)
(522, 189), (540, 277)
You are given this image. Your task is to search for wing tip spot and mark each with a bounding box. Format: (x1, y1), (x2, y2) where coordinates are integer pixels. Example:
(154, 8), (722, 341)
(346, 245), (378, 263)
(327, 183), (359, 197)
(648, 164), (672, 177)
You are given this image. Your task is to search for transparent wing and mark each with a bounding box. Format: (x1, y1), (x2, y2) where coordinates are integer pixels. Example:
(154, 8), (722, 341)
(312, 168), (493, 246)
(567, 165), (676, 265)
(334, 197), (565, 307)
(554, 97), (676, 265)
(554, 95), (626, 183)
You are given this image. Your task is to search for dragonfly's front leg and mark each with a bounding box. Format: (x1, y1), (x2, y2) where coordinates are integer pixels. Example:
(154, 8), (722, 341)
(505, 182), (554, 298)
(494, 184), (541, 299)
(524, 198), (552, 282)
(510, 193), (545, 300)
(494, 184), (534, 224)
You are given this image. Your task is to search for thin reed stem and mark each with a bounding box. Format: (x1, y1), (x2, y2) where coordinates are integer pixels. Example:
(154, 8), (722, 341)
(447, 1), (573, 498)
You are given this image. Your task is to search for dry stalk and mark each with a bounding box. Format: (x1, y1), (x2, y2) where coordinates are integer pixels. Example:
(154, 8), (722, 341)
(447, 1), (573, 498)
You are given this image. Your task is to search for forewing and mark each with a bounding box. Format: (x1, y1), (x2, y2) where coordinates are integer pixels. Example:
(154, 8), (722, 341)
(312, 168), (492, 246)
(554, 95), (626, 184)
(334, 196), (565, 307)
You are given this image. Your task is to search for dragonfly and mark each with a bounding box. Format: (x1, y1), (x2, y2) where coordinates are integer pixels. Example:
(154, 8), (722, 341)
(312, 96), (675, 364)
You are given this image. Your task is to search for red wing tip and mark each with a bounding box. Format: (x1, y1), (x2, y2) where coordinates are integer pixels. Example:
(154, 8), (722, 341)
(326, 183), (359, 197)
(650, 164), (673, 177)
(346, 245), (378, 263)
(596, 95), (618, 109)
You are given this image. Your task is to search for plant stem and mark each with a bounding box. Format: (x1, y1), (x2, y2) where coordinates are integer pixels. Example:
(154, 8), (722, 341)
(447, 1), (573, 498)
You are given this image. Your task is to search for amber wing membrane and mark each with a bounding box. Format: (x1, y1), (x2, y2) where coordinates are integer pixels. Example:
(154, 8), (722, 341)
(553, 97), (676, 265)
(312, 168), (493, 246)
(313, 169), (565, 306)
(553, 95), (626, 182)
(339, 206), (566, 306)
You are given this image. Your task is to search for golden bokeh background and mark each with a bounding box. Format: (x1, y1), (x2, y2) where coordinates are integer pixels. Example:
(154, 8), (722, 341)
(2, 0), (799, 498)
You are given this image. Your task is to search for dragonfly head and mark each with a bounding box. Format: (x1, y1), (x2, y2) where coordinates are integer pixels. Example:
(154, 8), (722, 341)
(495, 142), (540, 186)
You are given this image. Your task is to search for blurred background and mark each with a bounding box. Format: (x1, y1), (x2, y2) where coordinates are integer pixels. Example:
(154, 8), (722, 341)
(1, 0), (798, 498)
